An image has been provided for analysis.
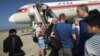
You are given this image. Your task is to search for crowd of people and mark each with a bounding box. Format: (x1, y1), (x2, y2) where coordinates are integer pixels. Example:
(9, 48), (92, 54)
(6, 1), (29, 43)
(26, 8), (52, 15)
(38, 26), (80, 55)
(3, 4), (100, 56)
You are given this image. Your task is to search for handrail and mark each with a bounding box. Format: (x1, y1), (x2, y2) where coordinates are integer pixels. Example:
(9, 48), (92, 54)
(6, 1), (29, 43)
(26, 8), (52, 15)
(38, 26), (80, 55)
(34, 3), (58, 29)
(34, 3), (47, 28)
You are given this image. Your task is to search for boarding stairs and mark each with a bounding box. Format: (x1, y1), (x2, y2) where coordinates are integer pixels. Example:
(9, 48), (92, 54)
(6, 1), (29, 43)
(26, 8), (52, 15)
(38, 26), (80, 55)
(33, 3), (58, 28)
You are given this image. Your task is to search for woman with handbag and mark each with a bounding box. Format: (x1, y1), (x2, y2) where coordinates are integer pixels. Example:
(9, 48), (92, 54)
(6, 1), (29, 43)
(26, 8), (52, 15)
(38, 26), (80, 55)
(35, 21), (46, 56)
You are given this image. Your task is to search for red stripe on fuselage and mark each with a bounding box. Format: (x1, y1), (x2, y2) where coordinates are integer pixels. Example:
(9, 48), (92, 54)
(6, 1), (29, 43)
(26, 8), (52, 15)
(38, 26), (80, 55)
(49, 3), (100, 10)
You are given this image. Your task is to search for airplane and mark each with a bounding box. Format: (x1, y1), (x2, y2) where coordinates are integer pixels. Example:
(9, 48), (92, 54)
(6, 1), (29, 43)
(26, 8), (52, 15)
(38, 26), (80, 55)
(9, 0), (100, 28)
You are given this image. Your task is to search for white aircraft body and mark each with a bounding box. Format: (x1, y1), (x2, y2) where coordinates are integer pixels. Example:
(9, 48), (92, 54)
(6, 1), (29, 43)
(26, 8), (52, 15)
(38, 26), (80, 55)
(9, 1), (100, 24)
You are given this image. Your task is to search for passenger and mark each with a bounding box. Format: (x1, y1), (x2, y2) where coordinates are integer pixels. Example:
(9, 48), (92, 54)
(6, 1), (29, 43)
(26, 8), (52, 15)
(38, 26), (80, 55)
(44, 18), (53, 44)
(72, 17), (82, 41)
(3, 29), (25, 56)
(48, 18), (59, 56)
(72, 17), (82, 56)
(36, 2), (42, 11)
(76, 4), (92, 56)
(45, 6), (53, 18)
(42, 6), (52, 24)
(84, 14), (100, 56)
(51, 13), (74, 56)
(35, 21), (46, 56)
(45, 18), (57, 43)
(46, 18), (58, 39)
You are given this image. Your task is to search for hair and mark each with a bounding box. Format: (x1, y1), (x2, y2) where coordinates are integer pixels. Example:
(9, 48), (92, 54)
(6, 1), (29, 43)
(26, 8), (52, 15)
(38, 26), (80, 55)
(37, 22), (42, 24)
(58, 13), (66, 21)
(77, 4), (89, 13)
(89, 9), (100, 16)
(73, 17), (82, 23)
(85, 15), (100, 29)
(9, 29), (17, 34)
(73, 17), (82, 20)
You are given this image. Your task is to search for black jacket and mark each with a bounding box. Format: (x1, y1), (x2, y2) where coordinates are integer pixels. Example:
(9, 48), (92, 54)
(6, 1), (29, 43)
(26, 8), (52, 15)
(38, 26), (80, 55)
(3, 35), (23, 53)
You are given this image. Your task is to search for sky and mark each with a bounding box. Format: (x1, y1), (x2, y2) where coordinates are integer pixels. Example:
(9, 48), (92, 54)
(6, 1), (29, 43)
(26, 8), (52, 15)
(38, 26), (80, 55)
(0, 0), (78, 30)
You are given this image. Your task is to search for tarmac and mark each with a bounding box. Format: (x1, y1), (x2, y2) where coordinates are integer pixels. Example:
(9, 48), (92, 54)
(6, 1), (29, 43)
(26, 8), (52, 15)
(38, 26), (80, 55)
(0, 28), (50, 56)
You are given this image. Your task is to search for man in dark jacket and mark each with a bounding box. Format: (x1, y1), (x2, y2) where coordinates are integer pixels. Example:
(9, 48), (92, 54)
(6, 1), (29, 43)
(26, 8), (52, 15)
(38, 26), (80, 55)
(3, 29), (24, 56)
(76, 4), (92, 56)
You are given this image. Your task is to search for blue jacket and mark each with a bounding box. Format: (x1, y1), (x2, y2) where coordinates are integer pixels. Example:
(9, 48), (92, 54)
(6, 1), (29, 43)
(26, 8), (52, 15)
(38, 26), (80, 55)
(78, 16), (92, 56)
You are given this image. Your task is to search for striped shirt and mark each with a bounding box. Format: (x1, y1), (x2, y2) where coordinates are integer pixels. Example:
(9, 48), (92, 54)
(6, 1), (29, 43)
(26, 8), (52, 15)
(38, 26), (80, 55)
(85, 33), (100, 56)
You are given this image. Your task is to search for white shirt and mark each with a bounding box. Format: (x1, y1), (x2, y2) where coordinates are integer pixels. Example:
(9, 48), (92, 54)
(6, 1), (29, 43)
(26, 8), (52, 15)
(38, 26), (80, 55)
(72, 24), (80, 34)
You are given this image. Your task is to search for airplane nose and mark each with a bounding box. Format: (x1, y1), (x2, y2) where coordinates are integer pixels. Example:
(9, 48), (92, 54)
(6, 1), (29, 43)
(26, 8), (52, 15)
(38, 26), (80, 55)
(9, 14), (15, 23)
(9, 13), (34, 24)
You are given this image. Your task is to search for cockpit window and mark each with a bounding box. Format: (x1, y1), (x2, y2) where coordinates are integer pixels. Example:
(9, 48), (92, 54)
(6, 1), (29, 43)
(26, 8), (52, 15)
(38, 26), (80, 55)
(17, 8), (28, 12)
(17, 9), (22, 12)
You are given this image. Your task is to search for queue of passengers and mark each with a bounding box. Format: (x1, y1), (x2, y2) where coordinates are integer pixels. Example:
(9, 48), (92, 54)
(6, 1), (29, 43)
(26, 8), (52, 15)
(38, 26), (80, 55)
(32, 4), (100, 56)
(48, 4), (100, 56)
(3, 4), (100, 56)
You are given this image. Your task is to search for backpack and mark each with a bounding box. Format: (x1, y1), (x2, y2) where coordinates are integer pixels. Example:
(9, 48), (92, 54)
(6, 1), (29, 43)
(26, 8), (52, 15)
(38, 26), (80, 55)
(50, 37), (62, 50)
(50, 24), (62, 50)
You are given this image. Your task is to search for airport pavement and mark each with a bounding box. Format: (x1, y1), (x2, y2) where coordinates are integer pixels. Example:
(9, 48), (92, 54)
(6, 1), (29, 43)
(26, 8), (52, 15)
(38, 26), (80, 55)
(0, 28), (50, 56)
